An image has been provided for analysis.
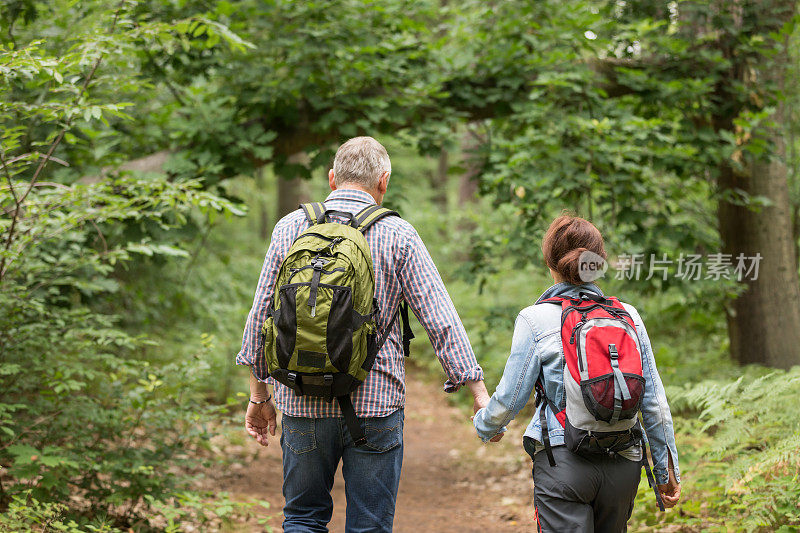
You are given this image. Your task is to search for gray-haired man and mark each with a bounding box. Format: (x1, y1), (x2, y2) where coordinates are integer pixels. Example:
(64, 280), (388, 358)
(237, 137), (489, 532)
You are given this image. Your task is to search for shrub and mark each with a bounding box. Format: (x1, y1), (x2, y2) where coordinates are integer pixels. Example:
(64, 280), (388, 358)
(0, 177), (244, 527)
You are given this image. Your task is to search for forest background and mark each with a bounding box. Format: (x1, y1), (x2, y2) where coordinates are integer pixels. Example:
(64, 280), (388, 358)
(2, 1), (800, 531)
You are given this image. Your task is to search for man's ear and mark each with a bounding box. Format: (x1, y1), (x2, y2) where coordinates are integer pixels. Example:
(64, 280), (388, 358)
(328, 169), (336, 191)
(378, 171), (389, 195)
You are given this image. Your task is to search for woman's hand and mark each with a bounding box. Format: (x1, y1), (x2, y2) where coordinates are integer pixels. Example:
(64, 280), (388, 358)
(245, 399), (277, 447)
(657, 450), (681, 509)
(658, 478), (681, 508)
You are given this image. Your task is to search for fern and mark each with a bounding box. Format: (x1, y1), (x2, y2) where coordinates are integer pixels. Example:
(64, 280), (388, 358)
(633, 368), (800, 532)
(668, 369), (800, 457)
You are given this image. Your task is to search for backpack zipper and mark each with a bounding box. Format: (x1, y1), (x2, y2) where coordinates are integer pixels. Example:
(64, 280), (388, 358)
(572, 322), (586, 372)
(561, 303), (632, 328)
(287, 265), (345, 283)
(308, 257), (329, 317)
(300, 232), (336, 242)
(322, 237), (344, 255)
(571, 315), (638, 375)
(569, 320), (584, 345)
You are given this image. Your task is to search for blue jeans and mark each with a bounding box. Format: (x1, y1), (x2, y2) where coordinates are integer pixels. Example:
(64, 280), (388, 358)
(280, 408), (404, 533)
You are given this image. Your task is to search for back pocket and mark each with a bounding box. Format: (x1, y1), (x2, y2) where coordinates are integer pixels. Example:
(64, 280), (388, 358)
(282, 416), (317, 454)
(363, 410), (404, 452)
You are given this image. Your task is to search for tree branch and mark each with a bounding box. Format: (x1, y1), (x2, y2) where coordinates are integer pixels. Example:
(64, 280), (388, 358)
(0, 148), (19, 205)
(0, 0), (126, 284)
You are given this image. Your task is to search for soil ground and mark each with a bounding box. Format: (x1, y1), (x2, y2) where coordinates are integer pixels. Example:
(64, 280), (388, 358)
(217, 365), (536, 532)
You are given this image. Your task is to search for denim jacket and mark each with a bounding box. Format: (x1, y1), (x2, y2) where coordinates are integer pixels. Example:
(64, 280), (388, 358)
(473, 282), (681, 485)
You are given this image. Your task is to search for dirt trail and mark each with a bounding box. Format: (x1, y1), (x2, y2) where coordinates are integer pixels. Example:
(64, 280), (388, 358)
(219, 365), (536, 532)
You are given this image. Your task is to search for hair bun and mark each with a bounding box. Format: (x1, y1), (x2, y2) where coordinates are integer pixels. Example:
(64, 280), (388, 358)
(556, 247), (588, 285)
(542, 215), (606, 285)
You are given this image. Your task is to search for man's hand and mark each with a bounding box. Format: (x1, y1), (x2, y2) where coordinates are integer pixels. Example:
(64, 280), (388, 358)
(657, 453), (681, 508)
(245, 399), (277, 447)
(467, 380), (491, 415)
(472, 396), (488, 415)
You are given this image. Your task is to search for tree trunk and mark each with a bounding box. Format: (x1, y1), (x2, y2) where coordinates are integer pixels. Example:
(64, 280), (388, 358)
(78, 150), (171, 184)
(431, 148), (449, 211)
(717, 156), (800, 368)
(458, 171), (479, 204)
(255, 166), (270, 240)
(716, 2), (800, 368)
(277, 153), (311, 218)
(458, 126), (482, 204)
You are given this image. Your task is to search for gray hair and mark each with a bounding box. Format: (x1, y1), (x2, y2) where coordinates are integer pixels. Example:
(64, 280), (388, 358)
(332, 136), (391, 189)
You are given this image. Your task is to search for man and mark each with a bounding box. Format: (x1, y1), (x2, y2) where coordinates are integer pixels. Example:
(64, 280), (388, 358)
(236, 136), (490, 532)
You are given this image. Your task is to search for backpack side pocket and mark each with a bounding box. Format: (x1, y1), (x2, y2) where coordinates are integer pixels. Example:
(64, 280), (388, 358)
(251, 315), (275, 382)
(261, 316), (277, 374)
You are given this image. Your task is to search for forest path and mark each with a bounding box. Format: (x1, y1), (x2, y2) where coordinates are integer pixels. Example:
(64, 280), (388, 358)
(220, 365), (535, 532)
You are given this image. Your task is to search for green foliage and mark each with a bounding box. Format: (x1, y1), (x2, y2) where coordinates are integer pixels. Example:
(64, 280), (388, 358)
(145, 490), (275, 532)
(630, 369), (800, 532)
(0, 490), (274, 532)
(468, 1), (798, 322)
(3, 0), (800, 530)
(0, 493), (121, 532)
(0, 2), (262, 528)
(0, 177), (246, 526)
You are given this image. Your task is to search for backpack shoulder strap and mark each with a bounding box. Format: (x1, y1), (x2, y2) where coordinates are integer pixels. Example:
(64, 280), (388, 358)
(376, 301), (415, 358)
(537, 296), (568, 306)
(300, 202), (325, 225)
(534, 377), (559, 467)
(636, 418), (666, 511)
(337, 395), (367, 447)
(399, 301), (415, 357)
(354, 204), (400, 233)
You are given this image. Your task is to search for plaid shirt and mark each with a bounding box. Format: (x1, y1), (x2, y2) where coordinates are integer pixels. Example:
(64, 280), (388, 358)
(236, 188), (483, 417)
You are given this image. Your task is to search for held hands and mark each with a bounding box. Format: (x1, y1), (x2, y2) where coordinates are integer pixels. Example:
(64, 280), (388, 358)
(245, 398), (277, 447)
(467, 380), (504, 443)
(472, 395), (489, 416)
(469, 379), (491, 417)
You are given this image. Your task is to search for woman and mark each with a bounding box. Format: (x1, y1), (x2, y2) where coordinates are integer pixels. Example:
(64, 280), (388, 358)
(473, 215), (681, 533)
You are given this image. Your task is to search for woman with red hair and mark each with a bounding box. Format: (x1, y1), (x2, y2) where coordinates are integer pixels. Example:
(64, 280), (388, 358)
(474, 215), (681, 532)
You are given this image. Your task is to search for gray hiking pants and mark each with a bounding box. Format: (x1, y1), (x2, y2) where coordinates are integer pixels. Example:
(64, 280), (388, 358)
(532, 445), (641, 533)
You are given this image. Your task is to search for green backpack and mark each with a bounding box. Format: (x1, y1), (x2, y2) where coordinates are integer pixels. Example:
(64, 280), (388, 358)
(259, 202), (414, 445)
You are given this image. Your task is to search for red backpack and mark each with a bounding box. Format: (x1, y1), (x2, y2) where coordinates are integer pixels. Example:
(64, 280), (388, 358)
(537, 291), (664, 510)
